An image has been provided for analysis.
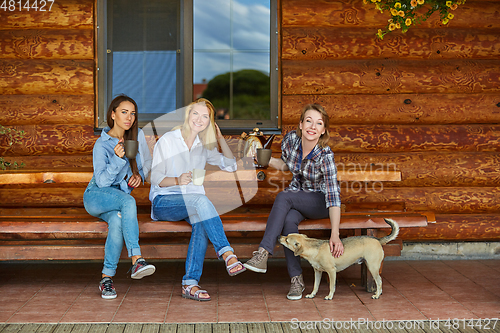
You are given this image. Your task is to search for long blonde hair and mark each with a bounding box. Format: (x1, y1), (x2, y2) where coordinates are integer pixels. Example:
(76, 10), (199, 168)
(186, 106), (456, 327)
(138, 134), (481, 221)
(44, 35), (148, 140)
(296, 104), (330, 148)
(175, 98), (217, 151)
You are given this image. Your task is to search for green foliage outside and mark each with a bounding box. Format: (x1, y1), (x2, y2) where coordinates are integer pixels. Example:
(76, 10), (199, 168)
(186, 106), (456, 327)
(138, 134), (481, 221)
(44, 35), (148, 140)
(0, 124), (25, 170)
(202, 69), (270, 120)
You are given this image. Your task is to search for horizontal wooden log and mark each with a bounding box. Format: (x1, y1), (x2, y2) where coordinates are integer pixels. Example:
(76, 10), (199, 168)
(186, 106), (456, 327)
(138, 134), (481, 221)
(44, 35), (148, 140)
(282, 0), (500, 29)
(0, 0), (93, 30)
(0, 59), (93, 95)
(240, 186), (500, 215)
(0, 214), (427, 239)
(283, 27), (500, 60)
(0, 202), (406, 219)
(2, 180), (498, 215)
(0, 29), (93, 60)
(0, 155), (94, 170)
(8, 123), (499, 158)
(282, 93), (500, 125)
(336, 152), (500, 187)
(279, 124), (500, 153)
(0, 125), (97, 156)
(340, 187), (500, 215)
(282, 59), (500, 95)
(399, 214), (500, 241)
(0, 168), (401, 185)
(0, 95), (94, 126)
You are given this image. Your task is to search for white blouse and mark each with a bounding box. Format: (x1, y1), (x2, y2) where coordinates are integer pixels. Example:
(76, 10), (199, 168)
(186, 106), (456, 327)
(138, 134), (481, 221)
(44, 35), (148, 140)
(149, 129), (237, 204)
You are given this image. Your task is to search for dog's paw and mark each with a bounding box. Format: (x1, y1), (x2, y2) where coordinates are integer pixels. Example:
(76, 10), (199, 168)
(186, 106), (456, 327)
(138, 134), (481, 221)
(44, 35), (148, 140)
(305, 293), (315, 299)
(324, 295), (333, 300)
(371, 295), (380, 299)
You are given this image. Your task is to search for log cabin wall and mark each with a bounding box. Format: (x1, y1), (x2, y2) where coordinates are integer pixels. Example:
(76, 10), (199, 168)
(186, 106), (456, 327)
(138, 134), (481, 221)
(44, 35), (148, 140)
(279, 0), (500, 241)
(1, 0), (499, 242)
(0, 0), (96, 169)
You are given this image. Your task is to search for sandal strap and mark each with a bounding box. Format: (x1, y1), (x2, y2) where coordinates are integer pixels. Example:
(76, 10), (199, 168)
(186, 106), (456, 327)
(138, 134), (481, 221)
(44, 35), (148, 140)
(182, 284), (200, 295)
(193, 289), (208, 297)
(226, 260), (243, 271)
(224, 254), (237, 265)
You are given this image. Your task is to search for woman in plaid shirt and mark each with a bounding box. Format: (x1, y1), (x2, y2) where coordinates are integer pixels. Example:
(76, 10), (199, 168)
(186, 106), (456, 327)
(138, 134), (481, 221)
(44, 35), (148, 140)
(244, 104), (344, 300)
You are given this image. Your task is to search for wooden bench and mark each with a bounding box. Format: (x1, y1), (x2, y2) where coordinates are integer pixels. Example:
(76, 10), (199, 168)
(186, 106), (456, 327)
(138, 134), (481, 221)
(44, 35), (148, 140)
(0, 165), (432, 292)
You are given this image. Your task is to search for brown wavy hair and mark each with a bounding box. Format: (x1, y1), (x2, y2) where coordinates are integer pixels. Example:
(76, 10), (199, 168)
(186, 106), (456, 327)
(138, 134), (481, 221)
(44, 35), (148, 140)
(295, 103), (330, 148)
(107, 95), (140, 175)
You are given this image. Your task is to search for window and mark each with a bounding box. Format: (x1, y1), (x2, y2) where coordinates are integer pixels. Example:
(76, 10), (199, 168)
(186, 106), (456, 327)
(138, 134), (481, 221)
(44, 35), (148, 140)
(96, 0), (279, 132)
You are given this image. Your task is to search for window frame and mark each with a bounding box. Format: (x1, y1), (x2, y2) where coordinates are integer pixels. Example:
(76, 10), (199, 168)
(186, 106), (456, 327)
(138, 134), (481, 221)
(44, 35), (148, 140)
(96, 0), (280, 133)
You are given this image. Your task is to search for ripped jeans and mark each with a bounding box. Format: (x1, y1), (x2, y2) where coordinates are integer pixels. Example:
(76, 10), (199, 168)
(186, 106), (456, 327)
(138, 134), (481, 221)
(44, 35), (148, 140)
(83, 179), (142, 277)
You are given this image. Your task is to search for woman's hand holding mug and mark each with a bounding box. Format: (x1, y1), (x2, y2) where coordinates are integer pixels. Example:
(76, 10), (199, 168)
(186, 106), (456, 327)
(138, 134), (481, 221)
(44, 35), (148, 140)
(177, 171), (192, 185)
(114, 139), (125, 158)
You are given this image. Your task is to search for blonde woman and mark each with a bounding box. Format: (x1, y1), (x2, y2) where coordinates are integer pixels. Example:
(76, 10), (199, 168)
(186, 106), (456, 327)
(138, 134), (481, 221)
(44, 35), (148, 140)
(150, 98), (246, 301)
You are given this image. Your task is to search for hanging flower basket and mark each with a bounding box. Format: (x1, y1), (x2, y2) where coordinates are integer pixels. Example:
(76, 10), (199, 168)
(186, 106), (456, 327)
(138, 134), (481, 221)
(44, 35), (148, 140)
(364, 0), (466, 39)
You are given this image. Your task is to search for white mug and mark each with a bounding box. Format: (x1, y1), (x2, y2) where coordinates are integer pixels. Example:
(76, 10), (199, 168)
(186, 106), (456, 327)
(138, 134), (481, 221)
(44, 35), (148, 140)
(192, 168), (206, 186)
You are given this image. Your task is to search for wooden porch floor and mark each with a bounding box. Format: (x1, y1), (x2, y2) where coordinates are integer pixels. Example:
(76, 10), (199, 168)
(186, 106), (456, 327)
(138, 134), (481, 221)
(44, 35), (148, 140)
(0, 321), (496, 333)
(1, 259), (499, 331)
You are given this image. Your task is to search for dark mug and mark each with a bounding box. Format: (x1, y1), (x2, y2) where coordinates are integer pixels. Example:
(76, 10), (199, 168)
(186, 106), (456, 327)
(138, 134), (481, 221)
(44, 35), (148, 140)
(256, 148), (272, 168)
(124, 140), (138, 159)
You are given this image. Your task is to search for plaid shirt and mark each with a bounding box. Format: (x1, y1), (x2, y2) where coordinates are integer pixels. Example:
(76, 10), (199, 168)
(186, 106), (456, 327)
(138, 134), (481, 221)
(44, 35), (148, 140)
(281, 131), (341, 208)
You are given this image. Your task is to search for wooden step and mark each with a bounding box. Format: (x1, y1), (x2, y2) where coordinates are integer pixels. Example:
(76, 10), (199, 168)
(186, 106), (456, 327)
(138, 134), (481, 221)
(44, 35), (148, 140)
(0, 242), (403, 261)
(0, 212), (430, 239)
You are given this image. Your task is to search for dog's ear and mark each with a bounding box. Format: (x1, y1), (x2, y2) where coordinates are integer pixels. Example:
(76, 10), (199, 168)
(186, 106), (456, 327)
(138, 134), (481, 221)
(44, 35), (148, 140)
(293, 241), (303, 256)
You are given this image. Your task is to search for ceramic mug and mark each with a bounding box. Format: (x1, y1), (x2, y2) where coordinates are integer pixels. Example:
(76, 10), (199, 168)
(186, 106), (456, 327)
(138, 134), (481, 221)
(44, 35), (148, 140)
(192, 168), (206, 186)
(124, 140), (138, 159)
(256, 148), (272, 167)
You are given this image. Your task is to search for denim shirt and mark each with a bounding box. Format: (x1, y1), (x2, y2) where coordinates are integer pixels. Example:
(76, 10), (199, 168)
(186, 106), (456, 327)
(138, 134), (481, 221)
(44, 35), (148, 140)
(87, 127), (151, 195)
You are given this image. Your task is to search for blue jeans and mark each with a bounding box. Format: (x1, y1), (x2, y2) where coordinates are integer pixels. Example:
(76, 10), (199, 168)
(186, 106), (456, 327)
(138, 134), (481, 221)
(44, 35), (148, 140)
(152, 193), (233, 286)
(83, 179), (142, 277)
(260, 190), (329, 278)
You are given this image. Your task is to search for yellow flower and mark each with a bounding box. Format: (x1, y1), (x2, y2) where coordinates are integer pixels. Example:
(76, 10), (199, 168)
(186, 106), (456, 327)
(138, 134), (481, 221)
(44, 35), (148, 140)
(417, 0), (425, 4)
(442, 18), (449, 24)
(375, 3), (383, 12)
(448, 13), (454, 19)
(398, 10), (405, 17)
(396, 22), (401, 29)
(390, 8), (398, 16)
(451, 4), (458, 10)
(389, 23), (396, 31)
(405, 18), (412, 26)
(446, 1), (452, 6)
(395, 2), (401, 9)
(377, 29), (384, 39)
(411, 0), (418, 6)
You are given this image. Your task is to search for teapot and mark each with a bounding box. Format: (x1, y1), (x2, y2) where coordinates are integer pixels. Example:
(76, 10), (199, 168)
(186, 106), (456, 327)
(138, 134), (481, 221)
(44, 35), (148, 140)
(239, 128), (275, 159)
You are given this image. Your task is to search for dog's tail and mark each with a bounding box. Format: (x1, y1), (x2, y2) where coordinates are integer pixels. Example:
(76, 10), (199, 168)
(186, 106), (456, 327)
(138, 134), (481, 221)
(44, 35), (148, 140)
(378, 218), (400, 245)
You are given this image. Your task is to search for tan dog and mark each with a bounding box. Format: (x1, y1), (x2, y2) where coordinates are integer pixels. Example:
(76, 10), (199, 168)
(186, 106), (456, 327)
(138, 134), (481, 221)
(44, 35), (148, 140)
(279, 218), (399, 300)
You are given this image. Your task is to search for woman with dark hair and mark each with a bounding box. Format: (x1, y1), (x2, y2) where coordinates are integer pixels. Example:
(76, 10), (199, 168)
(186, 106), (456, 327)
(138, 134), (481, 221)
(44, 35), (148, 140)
(244, 104), (344, 300)
(84, 95), (155, 299)
(150, 98), (245, 302)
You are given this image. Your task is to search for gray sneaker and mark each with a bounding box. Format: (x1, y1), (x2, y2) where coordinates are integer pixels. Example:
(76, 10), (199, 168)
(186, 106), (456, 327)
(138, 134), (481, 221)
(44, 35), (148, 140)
(287, 274), (305, 300)
(99, 277), (117, 299)
(243, 247), (269, 273)
(129, 258), (156, 279)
